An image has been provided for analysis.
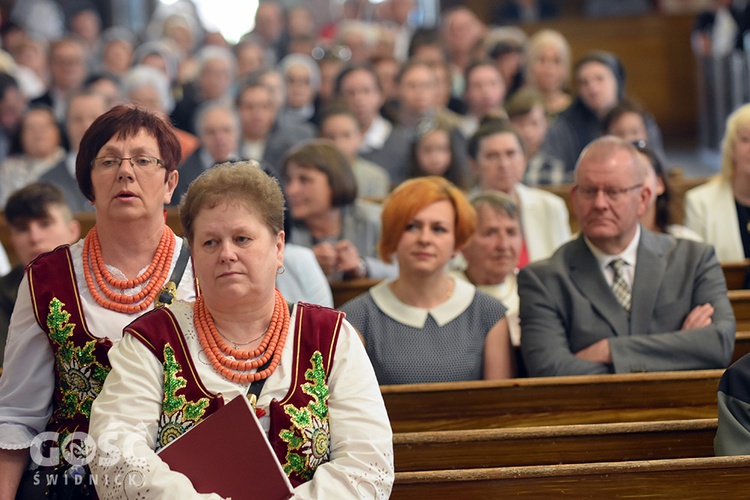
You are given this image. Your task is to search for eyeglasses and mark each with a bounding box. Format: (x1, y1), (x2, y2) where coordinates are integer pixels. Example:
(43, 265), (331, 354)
(574, 183), (643, 202)
(91, 155), (164, 171)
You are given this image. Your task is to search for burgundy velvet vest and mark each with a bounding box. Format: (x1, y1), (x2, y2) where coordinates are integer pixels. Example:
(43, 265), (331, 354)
(126, 301), (343, 487)
(28, 246), (113, 441)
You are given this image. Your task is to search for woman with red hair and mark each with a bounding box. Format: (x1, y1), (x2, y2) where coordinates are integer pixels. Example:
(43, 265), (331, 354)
(341, 176), (514, 385)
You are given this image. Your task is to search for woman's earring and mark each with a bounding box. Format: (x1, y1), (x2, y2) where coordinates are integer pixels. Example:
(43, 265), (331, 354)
(277, 266), (286, 275)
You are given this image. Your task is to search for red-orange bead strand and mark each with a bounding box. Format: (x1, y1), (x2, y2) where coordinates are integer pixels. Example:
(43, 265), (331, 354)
(89, 225), (173, 289)
(194, 289), (290, 384)
(83, 225), (176, 314)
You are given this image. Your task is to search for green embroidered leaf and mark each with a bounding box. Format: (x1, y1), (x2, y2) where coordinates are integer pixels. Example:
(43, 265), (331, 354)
(301, 352), (329, 419)
(47, 298), (74, 346)
(157, 344), (210, 445)
(279, 350), (332, 480)
(184, 399), (209, 420)
(162, 346), (189, 413)
(280, 429), (303, 449)
(91, 365), (109, 384)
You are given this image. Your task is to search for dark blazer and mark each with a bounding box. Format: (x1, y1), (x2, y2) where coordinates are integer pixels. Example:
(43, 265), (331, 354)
(0, 265), (23, 367)
(170, 148), (209, 207)
(30, 91), (56, 110)
(256, 118), (316, 178)
(360, 124), (415, 186)
(38, 159), (94, 213)
(519, 228), (736, 376)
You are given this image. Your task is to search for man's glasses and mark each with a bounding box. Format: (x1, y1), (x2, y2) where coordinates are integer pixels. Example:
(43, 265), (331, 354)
(574, 184), (643, 202)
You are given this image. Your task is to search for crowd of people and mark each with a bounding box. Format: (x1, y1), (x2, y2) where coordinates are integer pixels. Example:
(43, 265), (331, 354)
(0, 0), (749, 497)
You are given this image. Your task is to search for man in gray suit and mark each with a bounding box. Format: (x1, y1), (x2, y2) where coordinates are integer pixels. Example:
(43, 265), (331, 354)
(519, 136), (735, 376)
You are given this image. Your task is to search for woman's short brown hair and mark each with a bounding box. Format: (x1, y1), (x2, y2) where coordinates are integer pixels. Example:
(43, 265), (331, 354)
(179, 160), (285, 244)
(76, 104), (181, 201)
(281, 138), (358, 206)
(379, 176), (476, 263)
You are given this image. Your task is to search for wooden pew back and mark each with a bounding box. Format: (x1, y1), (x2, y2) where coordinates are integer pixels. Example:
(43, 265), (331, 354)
(331, 278), (382, 308)
(723, 260), (750, 290)
(733, 331), (750, 363)
(393, 418), (717, 472)
(390, 456), (750, 499)
(730, 289), (750, 331)
(382, 370), (723, 432)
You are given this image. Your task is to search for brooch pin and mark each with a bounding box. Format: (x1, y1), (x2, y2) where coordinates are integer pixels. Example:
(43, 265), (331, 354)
(156, 281), (178, 307)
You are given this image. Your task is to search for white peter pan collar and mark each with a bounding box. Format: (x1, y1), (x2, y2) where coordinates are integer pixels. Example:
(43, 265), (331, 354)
(370, 278), (476, 328)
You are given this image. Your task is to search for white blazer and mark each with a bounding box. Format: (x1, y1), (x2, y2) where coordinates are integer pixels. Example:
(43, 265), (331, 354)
(684, 176), (745, 263)
(516, 183), (572, 262)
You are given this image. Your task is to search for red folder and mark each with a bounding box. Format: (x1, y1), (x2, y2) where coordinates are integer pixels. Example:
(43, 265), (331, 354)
(157, 395), (294, 499)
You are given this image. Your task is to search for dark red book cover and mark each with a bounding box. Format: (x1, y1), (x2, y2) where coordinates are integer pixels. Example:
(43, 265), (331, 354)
(158, 395), (294, 499)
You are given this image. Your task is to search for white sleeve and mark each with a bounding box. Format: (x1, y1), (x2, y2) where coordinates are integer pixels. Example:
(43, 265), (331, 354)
(88, 334), (223, 500)
(0, 243), (10, 277)
(293, 319), (394, 499)
(0, 273), (55, 449)
(277, 245), (333, 308)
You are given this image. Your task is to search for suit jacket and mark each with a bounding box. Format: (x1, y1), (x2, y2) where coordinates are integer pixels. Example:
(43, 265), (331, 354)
(38, 159), (94, 213)
(684, 176), (744, 263)
(360, 124), (415, 186)
(260, 119), (316, 178)
(170, 148), (209, 207)
(519, 229), (735, 376)
(516, 183), (571, 262)
(0, 265), (23, 367)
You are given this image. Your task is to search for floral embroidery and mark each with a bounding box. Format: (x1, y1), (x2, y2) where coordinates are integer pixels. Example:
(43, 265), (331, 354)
(156, 345), (210, 450)
(279, 351), (331, 480)
(47, 298), (110, 419)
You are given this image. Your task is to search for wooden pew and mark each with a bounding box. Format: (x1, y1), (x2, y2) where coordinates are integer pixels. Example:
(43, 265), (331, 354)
(390, 456), (750, 499)
(732, 331), (750, 363)
(382, 370), (723, 432)
(729, 289), (750, 331)
(393, 418), (717, 472)
(331, 278), (382, 309)
(723, 260), (750, 290)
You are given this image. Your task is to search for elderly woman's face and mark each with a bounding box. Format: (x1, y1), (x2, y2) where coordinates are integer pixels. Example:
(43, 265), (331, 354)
(284, 162), (334, 221)
(200, 59), (233, 101)
(461, 204), (521, 283)
(191, 201), (284, 308)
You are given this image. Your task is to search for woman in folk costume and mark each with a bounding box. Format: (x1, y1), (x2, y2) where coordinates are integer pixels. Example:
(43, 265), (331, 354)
(0, 105), (195, 498)
(89, 161), (394, 498)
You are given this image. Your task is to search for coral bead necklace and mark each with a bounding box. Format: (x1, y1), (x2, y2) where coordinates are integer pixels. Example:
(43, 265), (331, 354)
(194, 288), (290, 384)
(83, 225), (175, 313)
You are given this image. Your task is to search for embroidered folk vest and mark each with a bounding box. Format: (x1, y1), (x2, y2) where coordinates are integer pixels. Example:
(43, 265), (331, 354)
(28, 246), (113, 440)
(126, 301), (343, 487)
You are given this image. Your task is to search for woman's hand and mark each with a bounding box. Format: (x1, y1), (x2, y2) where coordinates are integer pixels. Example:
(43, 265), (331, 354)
(313, 242), (338, 277)
(335, 240), (366, 278)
